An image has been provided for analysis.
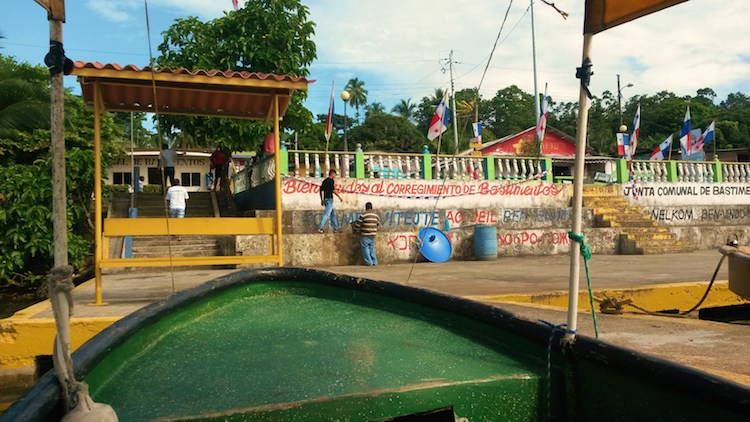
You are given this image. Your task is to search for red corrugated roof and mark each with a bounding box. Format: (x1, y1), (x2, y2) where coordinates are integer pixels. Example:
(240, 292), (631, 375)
(72, 62), (311, 120)
(73, 61), (312, 84)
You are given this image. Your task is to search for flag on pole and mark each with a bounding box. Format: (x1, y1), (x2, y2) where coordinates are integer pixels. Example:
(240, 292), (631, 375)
(427, 92), (450, 141)
(472, 122), (482, 144)
(679, 106), (691, 155)
(629, 103), (641, 158)
(649, 134), (673, 161)
(231, 0), (241, 10)
(622, 133), (631, 159)
(616, 133), (626, 156)
(691, 120), (715, 154)
(324, 81), (335, 141)
(536, 83), (549, 151)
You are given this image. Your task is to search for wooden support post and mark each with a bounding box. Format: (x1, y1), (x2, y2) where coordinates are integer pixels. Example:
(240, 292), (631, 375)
(273, 95), (283, 266)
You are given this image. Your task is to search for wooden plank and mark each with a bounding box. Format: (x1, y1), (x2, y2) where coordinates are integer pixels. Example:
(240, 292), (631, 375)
(103, 217), (275, 236)
(99, 255), (279, 268)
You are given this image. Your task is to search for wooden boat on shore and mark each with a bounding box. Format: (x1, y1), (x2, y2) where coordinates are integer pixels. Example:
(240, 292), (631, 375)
(4, 268), (749, 421)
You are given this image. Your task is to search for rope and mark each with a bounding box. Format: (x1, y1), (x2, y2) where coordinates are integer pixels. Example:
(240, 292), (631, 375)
(539, 320), (576, 422)
(144, 0), (176, 294)
(567, 231), (599, 338)
(47, 265), (81, 410)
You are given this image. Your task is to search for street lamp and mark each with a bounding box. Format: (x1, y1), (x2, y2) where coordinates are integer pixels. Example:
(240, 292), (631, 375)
(341, 90), (350, 152)
(617, 74), (633, 129)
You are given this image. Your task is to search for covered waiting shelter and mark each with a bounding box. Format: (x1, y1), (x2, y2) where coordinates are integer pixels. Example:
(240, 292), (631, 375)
(72, 61), (310, 304)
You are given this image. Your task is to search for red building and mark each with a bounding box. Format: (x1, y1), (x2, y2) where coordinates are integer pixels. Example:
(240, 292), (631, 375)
(476, 126), (582, 157)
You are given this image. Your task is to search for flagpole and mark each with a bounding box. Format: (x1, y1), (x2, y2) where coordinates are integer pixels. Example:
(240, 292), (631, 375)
(668, 133), (673, 161)
(566, 33), (593, 339)
(449, 50), (459, 153)
(324, 81), (334, 175)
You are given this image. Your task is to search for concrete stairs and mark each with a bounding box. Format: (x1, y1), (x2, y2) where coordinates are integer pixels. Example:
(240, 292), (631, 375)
(134, 192), (217, 217)
(583, 185), (693, 255)
(130, 235), (234, 258)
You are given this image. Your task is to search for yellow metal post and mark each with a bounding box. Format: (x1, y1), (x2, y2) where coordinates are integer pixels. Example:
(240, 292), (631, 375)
(273, 95), (283, 266)
(93, 82), (104, 305)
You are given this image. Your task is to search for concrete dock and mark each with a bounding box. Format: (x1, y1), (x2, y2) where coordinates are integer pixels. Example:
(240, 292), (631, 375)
(1, 249), (749, 412)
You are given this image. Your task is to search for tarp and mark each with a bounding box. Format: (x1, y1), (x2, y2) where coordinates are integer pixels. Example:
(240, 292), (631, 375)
(584, 0), (688, 34)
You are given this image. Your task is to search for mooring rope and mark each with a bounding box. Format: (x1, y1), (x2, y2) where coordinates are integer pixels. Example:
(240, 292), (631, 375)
(144, 0), (176, 295)
(567, 231), (599, 338)
(539, 320), (576, 422)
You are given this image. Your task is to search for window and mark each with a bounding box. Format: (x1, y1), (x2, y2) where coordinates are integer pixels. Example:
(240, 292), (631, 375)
(181, 172), (202, 187)
(112, 172), (132, 185)
(148, 167), (161, 185)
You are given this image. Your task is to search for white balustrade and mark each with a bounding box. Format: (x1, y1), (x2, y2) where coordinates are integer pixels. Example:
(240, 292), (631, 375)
(414, 156), (422, 179)
(294, 152), (300, 177)
(304, 153), (311, 177)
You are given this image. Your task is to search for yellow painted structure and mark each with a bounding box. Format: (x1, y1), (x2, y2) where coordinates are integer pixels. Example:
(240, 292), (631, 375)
(72, 63), (310, 304)
(467, 281), (749, 312)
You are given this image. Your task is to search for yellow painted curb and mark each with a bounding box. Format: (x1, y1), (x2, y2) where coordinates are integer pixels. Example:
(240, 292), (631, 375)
(465, 281), (748, 312)
(0, 317), (119, 369)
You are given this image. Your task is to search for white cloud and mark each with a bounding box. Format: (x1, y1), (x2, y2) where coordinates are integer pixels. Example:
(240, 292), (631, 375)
(305, 0), (749, 110)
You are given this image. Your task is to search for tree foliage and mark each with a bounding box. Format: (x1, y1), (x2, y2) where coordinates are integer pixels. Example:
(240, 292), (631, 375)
(156, 0), (317, 153)
(348, 114), (425, 152)
(0, 55), (122, 289)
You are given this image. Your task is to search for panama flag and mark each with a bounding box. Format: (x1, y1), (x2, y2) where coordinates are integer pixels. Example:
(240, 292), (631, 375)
(231, 0), (242, 10)
(679, 106), (691, 154)
(324, 81), (335, 141)
(629, 103), (641, 158)
(616, 133), (626, 156)
(536, 83), (549, 150)
(691, 120), (715, 154)
(427, 91), (450, 141)
(649, 134), (673, 161)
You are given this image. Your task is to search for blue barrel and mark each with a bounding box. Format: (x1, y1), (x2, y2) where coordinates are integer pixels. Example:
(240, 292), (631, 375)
(474, 225), (498, 261)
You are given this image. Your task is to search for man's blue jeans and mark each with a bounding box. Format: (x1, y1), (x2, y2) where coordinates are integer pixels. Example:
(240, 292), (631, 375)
(318, 198), (339, 231)
(360, 236), (377, 266)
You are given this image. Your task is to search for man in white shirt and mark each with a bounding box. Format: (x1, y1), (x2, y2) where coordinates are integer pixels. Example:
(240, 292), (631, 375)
(166, 179), (189, 218)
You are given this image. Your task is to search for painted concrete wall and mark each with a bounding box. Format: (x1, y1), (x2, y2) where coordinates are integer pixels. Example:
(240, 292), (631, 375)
(621, 183), (750, 206)
(275, 208), (594, 234)
(642, 206), (750, 227)
(237, 227), (619, 267)
(281, 177), (572, 210)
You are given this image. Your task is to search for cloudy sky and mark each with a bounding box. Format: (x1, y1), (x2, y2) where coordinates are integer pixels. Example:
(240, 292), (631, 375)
(2, 0), (748, 120)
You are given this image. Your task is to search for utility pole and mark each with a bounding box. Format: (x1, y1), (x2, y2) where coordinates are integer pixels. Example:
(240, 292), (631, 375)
(449, 50), (459, 152)
(531, 0), (540, 126)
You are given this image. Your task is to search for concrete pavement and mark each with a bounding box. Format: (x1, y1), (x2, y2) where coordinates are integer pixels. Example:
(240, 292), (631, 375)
(1, 248), (748, 409)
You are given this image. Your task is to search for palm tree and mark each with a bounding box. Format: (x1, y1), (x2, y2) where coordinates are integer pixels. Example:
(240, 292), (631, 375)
(0, 58), (50, 131)
(345, 78), (368, 124)
(365, 102), (385, 120)
(392, 98), (416, 122)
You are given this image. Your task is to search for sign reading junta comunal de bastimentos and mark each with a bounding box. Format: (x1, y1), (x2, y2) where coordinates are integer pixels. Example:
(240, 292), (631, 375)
(622, 183), (750, 206)
(281, 177), (572, 210)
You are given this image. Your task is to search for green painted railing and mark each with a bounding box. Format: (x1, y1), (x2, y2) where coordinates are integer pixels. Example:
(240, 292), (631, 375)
(234, 143), (750, 190)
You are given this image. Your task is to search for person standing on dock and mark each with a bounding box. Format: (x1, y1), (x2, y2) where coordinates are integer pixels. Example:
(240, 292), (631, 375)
(317, 169), (343, 233)
(356, 202), (380, 266)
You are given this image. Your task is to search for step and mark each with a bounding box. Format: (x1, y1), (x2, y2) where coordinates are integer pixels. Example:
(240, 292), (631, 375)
(132, 245), (221, 254)
(621, 232), (676, 241)
(594, 207), (646, 216)
(620, 227), (670, 235)
(639, 245), (695, 254)
(604, 220), (658, 228)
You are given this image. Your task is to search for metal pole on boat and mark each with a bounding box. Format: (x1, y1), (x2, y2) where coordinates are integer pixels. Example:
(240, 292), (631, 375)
(50, 19), (67, 270)
(566, 33), (594, 338)
(530, 0), (540, 125)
